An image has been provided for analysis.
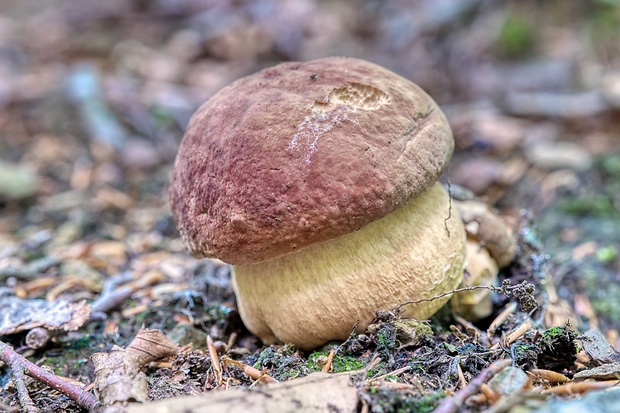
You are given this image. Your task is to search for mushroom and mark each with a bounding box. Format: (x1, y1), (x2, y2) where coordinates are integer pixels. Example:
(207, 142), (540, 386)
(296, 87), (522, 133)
(452, 198), (517, 320)
(170, 57), (466, 350)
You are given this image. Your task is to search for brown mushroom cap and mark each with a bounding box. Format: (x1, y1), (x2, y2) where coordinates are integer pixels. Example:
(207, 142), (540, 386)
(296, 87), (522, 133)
(170, 57), (454, 264)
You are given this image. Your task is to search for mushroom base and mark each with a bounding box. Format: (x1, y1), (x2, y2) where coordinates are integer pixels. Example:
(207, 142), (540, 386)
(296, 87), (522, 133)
(232, 182), (466, 350)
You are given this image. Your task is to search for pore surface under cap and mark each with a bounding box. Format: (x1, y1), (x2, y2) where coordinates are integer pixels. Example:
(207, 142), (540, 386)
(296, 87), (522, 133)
(170, 57), (454, 264)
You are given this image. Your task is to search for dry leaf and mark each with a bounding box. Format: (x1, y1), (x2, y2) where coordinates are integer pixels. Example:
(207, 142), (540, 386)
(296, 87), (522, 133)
(92, 328), (178, 410)
(0, 295), (91, 335)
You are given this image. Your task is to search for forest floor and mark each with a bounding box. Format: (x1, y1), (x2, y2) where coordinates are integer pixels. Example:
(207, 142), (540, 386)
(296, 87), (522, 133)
(1, 1), (620, 412)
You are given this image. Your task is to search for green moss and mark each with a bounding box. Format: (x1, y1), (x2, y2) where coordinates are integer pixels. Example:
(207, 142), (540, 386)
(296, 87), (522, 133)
(588, 0), (620, 51)
(582, 268), (620, 323)
(367, 361), (387, 378)
(248, 345), (311, 382)
(497, 13), (535, 59)
(601, 154), (620, 177)
(543, 326), (562, 338)
(367, 388), (446, 413)
(306, 351), (367, 373)
(591, 284), (620, 323)
(538, 326), (578, 370)
(374, 323), (398, 358)
(68, 335), (95, 350)
(560, 195), (616, 217)
(253, 345), (294, 370)
(597, 245), (618, 263)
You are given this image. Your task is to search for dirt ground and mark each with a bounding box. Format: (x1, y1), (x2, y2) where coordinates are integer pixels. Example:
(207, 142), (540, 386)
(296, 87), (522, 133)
(1, 1), (620, 412)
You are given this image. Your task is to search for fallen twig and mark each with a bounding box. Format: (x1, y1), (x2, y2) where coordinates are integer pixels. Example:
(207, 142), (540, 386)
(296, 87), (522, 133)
(0, 340), (101, 412)
(24, 327), (62, 350)
(207, 335), (223, 386)
(541, 380), (619, 395)
(491, 319), (533, 350)
(487, 302), (518, 336)
(394, 281), (535, 314)
(321, 347), (336, 373)
(91, 270), (163, 315)
(222, 356), (279, 384)
(528, 368), (569, 384)
(432, 358), (512, 413)
(366, 365), (411, 385)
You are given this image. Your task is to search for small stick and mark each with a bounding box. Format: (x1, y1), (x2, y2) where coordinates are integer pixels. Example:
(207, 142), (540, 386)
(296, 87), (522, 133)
(24, 328), (62, 350)
(222, 356), (279, 384)
(456, 363), (467, 390)
(374, 381), (415, 390)
(479, 383), (499, 403)
(491, 319), (532, 350)
(226, 332), (238, 351)
(91, 271), (162, 314)
(395, 285), (494, 312)
(358, 356), (383, 391)
(207, 335), (222, 386)
(432, 358), (512, 413)
(0, 341), (100, 412)
(528, 369), (569, 384)
(487, 302), (518, 336)
(542, 380), (618, 395)
(321, 348), (336, 373)
(368, 365), (411, 383)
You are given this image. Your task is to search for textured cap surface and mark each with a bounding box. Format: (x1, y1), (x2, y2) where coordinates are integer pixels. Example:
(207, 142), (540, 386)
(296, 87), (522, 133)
(170, 57), (454, 264)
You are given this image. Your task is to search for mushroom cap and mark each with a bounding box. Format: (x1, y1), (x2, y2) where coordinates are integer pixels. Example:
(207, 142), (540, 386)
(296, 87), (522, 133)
(170, 57), (454, 264)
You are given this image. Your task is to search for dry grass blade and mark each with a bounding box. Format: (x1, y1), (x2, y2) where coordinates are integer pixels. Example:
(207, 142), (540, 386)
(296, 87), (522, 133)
(207, 335), (223, 386)
(456, 362), (467, 390)
(222, 356), (279, 384)
(321, 347), (336, 373)
(542, 380), (619, 395)
(528, 368), (570, 384)
(491, 319), (532, 349)
(487, 302), (518, 336)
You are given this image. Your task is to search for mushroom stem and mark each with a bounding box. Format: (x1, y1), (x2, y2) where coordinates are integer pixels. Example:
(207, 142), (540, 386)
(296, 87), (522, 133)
(232, 182), (466, 350)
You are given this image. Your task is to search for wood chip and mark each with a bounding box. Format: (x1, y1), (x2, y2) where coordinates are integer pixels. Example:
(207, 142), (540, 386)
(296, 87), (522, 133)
(573, 363), (620, 381)
(125, 371), (359, 413)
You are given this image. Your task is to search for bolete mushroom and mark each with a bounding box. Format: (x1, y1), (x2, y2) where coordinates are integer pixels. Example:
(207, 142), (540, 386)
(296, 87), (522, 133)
(452, 197), (517, 320)
(170, 57), (466, 350)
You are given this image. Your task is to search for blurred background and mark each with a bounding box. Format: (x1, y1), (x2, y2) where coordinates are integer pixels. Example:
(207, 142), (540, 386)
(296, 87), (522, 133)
(0, 0), (619, 333)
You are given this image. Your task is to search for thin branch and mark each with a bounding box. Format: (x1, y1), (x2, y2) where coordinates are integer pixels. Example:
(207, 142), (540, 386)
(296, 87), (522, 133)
(394, 285), (497, 312)
(0, 341), (101, 412)
(394, 280), (536, 313)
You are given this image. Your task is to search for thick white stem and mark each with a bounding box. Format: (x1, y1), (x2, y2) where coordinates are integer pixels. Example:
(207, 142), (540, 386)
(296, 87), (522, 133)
(233, 182), (466, 350)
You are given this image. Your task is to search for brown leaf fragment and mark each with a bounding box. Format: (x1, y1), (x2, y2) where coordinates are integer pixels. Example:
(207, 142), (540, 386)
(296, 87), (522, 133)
(92, 329), (179, 410)
(92, 347), (150, 408)
(0, 295), (91, 335)
(126, 328), (179, 366)
(125, 371), (359, 413)
(573, 363), (620, 381)
(580, 328), (620, 365)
